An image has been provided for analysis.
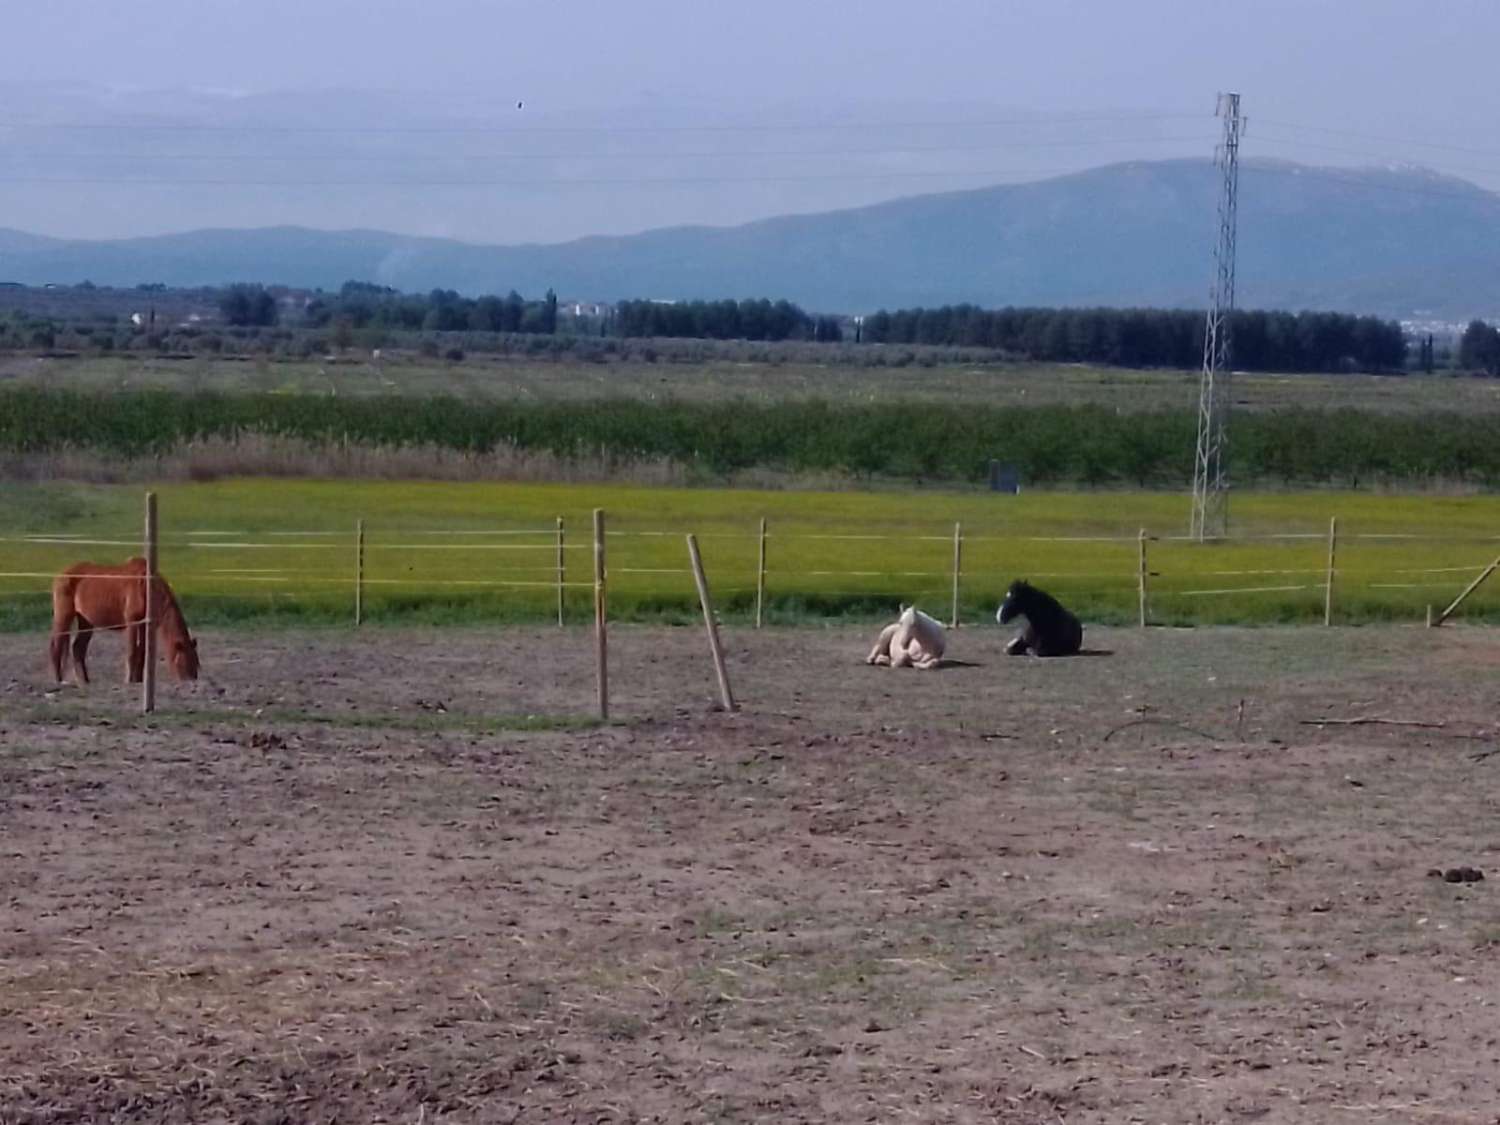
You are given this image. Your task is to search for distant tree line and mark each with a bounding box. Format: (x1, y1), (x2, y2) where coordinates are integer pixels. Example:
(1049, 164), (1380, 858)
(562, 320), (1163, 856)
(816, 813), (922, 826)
(1459, 320), (1500, 376)
(303, 281), (560, 335)
(860, 305), (1408, 373)
(219, 284), (279, 327)
(613, 298), (842, 342)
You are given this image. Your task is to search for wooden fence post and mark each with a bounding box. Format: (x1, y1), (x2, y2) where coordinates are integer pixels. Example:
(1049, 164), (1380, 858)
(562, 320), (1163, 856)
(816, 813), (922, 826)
(950, 522), (963, 628)
(355, 518), (365, 627)
(556, 516), (565, 628)
(755, 517), (767, 629)
(1434, 555), (1500, 626)
(687, 534), (736, 711)
(1137, 528), (1149, 628)
(593, 509), (608, 720)
(142, 491), (158, 715)
(1324, 516), (1338, 627)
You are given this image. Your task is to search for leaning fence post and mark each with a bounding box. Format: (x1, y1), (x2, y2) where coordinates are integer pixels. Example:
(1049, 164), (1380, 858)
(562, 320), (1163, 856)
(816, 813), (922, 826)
(950, 522), (963, 628)
(142, 491), (158, 715)
(1324, 516), (1338, 627)
(687, 533), (736, 711)
(1137, 528), (1149, 628)
(1434, 554), (1500, 627)
(556, 516), (566, 628)
(755, 517), (767, 629)
(355, 518), (365, 627)
(593, 509), (609, 720)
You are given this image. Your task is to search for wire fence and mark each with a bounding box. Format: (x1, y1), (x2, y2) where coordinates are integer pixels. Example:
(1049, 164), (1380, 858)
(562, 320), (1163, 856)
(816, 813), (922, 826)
(3, 504), (1499, 631)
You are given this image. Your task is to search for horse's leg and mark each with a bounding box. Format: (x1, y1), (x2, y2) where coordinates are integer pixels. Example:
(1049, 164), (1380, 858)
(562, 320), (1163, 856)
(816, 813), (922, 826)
(48, 620), (72, 683)
(72, 617), (93, 685)
(49, 587), (75, 683)
(127, 623), (144, 684)
(1067, 619), (1084, 656)
(1005, 625), (1034, 656)
(867, 622), (899, 665)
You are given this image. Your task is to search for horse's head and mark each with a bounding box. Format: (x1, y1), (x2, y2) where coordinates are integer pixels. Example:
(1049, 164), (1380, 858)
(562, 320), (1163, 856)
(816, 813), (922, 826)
(996, 579), (1032, 625)
(170, 636), (200, 681)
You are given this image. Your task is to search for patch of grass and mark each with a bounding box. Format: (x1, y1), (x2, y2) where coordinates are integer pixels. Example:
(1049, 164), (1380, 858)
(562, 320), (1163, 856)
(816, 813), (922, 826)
(1, 480), (1498, 629)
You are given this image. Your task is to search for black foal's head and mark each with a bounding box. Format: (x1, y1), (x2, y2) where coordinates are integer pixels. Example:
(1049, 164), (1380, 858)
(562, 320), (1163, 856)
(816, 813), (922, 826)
(997, 579), (1034, 625)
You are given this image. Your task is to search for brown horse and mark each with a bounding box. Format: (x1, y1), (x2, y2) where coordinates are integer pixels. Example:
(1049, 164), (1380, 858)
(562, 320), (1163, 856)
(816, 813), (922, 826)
(50, 557), (200, 685)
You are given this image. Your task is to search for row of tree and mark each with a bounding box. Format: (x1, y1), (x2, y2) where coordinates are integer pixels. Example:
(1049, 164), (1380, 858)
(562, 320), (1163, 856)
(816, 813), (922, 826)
(65, 279), (1489, 376)
(859, 305), (1409, 373)
(218, 284), (279, 327)
(611, 298), (842, 342)
(298, 282), (562, 335)
(1459, 320), (1500, 376)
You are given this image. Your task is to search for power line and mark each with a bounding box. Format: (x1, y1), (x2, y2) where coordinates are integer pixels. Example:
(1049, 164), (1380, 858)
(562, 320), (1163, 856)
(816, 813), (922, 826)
(0, 154), (1492, 200)
(1255, 116), (1500, 159)
(1244, 160), (1499, 204)
(1248, 132), (1500, 182)
(1, 158), (1493, 197)
(0, 166), (1112, 187)
(0, 136), (1211, 163)
(0, 111), (1204, 137)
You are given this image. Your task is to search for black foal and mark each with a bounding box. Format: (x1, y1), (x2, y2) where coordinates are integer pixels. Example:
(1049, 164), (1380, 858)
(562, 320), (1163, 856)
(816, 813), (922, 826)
(996, 579), (1084, 657)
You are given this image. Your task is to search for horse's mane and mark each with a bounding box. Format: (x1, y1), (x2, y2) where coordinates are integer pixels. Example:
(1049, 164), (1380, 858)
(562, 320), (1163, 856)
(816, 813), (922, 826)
(1008, 580), (1072, 629)
(152, 575), (192, 640)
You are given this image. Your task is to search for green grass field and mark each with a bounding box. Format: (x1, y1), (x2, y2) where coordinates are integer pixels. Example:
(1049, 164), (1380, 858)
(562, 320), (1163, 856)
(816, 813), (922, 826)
(3, 480), (1498, 630)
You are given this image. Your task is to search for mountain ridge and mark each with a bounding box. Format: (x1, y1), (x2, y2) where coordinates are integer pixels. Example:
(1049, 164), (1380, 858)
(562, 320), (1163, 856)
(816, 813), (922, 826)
(3, 158), (1498, 318)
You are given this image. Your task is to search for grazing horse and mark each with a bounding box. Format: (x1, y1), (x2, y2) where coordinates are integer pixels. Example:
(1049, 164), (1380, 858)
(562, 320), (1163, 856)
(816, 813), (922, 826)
(50, 557), (200, 685)
(866, 605), (947, 669)
(996, 579), (1083, 657)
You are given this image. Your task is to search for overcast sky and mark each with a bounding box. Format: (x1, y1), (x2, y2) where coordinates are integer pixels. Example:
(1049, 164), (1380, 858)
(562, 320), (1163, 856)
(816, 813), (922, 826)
(2, 0), (1498, 243)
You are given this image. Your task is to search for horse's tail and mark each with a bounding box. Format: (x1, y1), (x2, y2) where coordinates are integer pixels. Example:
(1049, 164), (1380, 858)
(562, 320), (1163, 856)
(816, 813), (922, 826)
(50, 573), (79, 627)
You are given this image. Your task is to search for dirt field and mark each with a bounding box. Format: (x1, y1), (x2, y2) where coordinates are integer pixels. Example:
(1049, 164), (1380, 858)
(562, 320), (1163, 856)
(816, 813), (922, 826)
(3, 622), (1499, 1123)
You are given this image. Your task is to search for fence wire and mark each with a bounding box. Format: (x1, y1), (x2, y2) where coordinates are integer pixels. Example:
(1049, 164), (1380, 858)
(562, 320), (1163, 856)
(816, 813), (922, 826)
(5, 516), (1499, 626)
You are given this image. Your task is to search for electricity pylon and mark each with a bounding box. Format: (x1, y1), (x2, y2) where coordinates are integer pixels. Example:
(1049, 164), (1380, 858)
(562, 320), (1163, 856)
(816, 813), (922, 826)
(1190, 92), (1245, 541)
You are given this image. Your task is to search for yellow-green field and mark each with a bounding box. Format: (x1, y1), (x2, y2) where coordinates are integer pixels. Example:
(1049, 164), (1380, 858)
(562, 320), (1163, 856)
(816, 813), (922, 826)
(3, 480), (1499, 628)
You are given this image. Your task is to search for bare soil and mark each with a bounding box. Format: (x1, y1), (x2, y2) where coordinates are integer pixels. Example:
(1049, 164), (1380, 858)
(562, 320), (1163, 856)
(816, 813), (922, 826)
(2, 623), (1500, 1123)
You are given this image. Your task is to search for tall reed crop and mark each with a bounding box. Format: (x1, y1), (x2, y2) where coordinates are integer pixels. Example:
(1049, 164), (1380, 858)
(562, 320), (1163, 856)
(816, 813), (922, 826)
(3, 389), (1499, 488)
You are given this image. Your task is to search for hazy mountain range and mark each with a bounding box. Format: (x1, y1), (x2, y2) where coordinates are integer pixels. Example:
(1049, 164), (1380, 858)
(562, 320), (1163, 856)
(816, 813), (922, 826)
(3, 158), (1497, 318)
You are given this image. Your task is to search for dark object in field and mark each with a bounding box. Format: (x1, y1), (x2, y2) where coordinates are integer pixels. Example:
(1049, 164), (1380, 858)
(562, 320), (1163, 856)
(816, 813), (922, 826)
(1427, 866), (1485, 883)
(996, 579), (1084, 657)
(49, 557), (200, 685)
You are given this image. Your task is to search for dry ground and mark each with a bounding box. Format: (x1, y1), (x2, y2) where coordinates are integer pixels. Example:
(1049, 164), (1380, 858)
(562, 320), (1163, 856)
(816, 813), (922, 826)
(2, 622), (1500, 1123)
